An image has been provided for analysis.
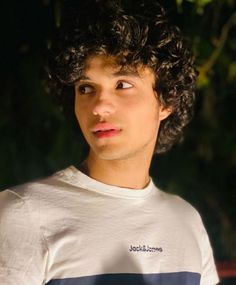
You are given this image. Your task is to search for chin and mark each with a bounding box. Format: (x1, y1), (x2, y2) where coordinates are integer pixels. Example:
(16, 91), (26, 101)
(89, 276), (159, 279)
(93, 147), (144, 162)
(95, 151), (127, 161)
(91, 146), (129, 161)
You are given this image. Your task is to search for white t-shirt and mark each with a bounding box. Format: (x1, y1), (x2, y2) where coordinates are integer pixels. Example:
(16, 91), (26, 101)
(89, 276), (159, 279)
(0, 166), (219, 285)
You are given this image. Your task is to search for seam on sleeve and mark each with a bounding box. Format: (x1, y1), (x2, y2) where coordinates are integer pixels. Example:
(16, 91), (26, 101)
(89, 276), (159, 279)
(7, 189), (50, 281)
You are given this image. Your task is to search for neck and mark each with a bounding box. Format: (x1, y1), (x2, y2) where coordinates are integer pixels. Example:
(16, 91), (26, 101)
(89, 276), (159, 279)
(79, 151), (153, 189)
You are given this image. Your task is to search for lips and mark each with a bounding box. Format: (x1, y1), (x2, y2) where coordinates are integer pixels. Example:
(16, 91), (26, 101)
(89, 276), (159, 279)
(91, 123), (121, 138)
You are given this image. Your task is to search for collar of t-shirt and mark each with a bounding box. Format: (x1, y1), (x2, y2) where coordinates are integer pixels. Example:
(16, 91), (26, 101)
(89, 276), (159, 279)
(54, 165), (155, 199)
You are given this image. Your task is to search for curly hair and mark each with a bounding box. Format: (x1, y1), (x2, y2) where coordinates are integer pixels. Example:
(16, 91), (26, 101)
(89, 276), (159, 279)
(46, 0), (197, 154)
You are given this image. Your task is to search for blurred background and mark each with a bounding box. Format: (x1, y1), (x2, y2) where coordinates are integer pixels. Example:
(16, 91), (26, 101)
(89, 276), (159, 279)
(0, 0), (235, 283)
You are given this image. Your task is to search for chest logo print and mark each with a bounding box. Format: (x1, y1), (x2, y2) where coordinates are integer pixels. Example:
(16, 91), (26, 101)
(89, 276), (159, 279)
(129, 245), (163, 253)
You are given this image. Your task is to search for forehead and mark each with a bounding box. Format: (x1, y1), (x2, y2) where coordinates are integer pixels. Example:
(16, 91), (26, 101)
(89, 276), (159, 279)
(82, 54), (155, 80)
(85, 55), (118, 70)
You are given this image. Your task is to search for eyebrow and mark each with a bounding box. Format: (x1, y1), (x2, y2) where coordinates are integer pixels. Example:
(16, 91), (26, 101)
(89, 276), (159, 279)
(77, 75), (91, 82)
(76, 69), (141, 82)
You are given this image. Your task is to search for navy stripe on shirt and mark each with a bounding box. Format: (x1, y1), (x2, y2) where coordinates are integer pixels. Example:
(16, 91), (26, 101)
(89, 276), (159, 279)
(46, 272), (201, 285)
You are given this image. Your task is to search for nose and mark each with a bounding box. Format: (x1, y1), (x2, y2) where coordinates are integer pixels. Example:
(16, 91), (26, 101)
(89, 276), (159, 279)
(92, 91), (116, 117)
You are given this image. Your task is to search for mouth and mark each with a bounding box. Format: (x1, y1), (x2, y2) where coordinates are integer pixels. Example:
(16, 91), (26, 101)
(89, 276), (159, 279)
(93, 129), (120, 138)
(91, 123), (121, 138)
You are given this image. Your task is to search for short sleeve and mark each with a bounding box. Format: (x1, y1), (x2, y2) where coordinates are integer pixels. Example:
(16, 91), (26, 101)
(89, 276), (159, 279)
(199, 216), (219, 285)
(0, 190), (48, 285)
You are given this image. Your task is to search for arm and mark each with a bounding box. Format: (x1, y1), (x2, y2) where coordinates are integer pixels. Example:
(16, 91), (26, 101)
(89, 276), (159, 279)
(0, 190), (48, 285)
(198, 216), (219, 285)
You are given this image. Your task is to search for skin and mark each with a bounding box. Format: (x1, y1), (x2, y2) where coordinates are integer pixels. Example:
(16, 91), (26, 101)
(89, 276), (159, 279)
(74, 55), (171, 189)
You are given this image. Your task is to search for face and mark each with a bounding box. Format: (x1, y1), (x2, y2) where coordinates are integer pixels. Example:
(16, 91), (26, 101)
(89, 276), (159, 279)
(74, 55), (170, 161)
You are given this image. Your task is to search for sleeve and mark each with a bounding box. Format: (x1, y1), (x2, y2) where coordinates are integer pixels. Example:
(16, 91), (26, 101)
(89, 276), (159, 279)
(198, 216), (220, 285)
(0, 190), (48, 285)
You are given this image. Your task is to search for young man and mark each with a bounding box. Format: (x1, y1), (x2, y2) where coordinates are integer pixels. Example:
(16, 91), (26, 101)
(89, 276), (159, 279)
(0, 1), (219, 284)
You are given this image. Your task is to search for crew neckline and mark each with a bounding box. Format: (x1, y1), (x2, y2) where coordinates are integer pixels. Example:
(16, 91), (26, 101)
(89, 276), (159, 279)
(55, 165), (155, 199)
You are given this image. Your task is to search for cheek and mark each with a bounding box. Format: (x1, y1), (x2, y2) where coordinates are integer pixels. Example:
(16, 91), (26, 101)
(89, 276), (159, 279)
(143, 105), (160, 135)
(127, 103), (159, 137)
(75, 111), (87, 132)
(74, 102), (81, 124)
(74, 95), (80, 117)
(139, 98), (160, 122)
(74, 100), (87, 130)
(75, 94), (87, 117)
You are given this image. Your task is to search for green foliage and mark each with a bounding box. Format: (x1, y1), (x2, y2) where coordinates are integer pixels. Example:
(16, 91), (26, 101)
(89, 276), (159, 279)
(176, 0), (213, 13)
(169, 0), (236, 261)
(228, 62), (236, 80)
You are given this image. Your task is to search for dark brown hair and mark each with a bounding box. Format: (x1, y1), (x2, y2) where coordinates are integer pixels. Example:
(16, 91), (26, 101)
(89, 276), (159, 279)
(46, 0), (197, 153)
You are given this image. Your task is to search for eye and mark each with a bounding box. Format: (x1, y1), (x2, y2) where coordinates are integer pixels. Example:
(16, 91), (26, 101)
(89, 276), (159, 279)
(77, 84), (95, 95)
(116, 81), (133, 90)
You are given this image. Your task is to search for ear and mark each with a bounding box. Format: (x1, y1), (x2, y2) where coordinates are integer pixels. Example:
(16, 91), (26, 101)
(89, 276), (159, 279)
(159, 105), (172, 121)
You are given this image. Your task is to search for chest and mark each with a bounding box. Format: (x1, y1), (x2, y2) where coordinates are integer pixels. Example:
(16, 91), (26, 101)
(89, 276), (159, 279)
(44, 205), (202, 283)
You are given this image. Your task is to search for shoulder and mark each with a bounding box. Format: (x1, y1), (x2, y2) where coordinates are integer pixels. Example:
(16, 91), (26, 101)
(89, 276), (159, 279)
(0, 184), (51, 284)
(0, 189), (26, 222)
(1, 166), (76, 202)
(0, 166), (88, 226)
(157, 188), (202, 221)
(152, 187), (207, 238)
(0, 168), (65, 217)
(153, 188), (219, 284)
